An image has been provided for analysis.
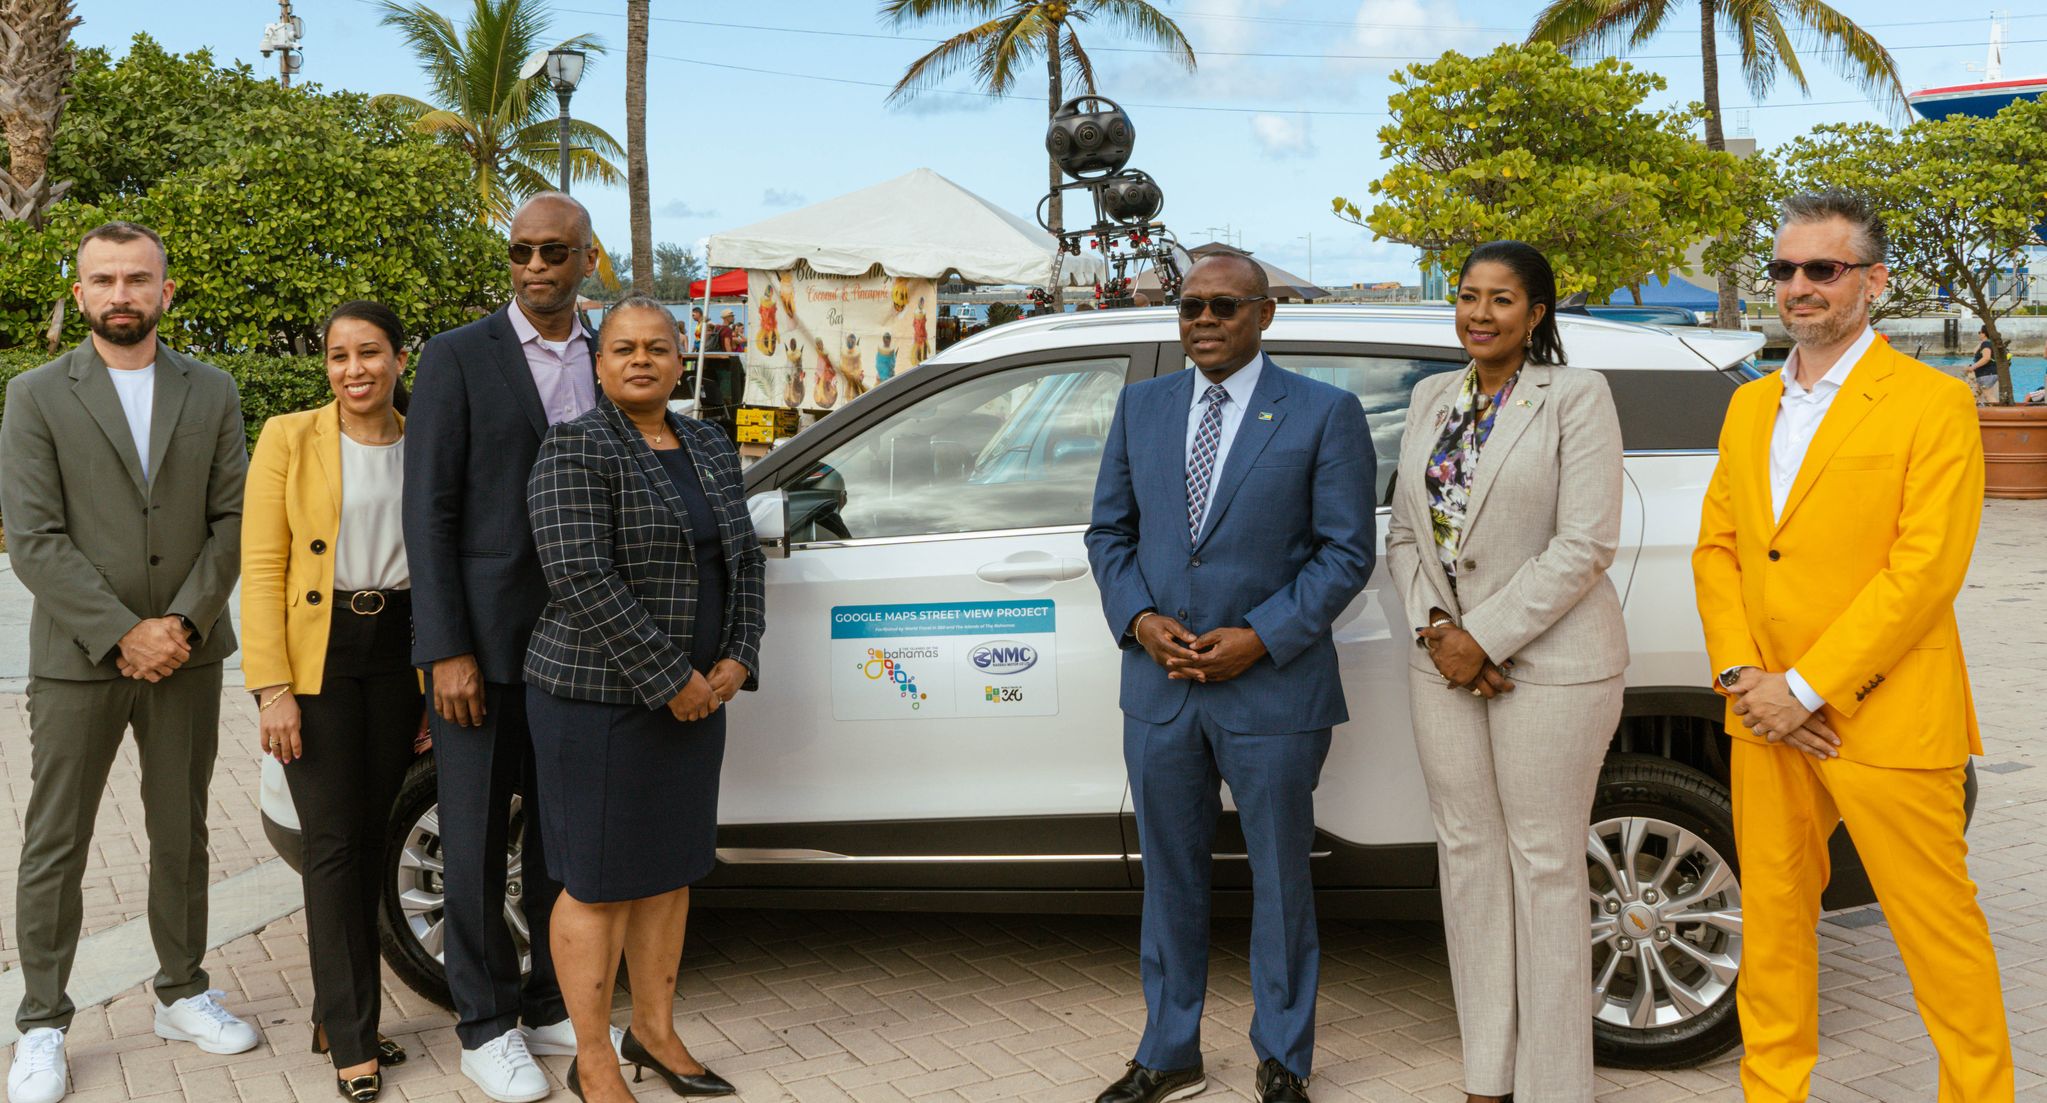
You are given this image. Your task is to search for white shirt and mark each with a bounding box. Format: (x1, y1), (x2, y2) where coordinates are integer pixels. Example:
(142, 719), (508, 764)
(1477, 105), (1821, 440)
(1183, 352), (1266, 530)
(106, 363), (155, 481)
(1765, 325), (1876, 713)
(335, 435), (410, 592)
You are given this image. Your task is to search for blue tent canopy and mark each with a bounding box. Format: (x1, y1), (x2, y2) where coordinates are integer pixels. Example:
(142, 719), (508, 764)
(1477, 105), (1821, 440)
(1606, 273), (1732, 311)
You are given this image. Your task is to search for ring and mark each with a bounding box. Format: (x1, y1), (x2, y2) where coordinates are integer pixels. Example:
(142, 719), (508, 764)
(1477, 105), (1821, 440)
(1471, 688), (1483, 697)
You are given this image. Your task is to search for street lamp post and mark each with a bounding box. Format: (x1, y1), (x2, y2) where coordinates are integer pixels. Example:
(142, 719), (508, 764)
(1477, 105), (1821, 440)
(543, 48), (586, 194)
(1297, 233), (1313, 286)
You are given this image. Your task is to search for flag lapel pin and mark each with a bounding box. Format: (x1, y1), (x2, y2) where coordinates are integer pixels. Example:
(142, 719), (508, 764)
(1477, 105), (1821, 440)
(1257, 411), (1274, 421)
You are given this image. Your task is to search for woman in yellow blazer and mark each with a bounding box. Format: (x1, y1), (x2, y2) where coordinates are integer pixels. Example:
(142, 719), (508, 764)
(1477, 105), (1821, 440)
(242, 300), (418, 1103)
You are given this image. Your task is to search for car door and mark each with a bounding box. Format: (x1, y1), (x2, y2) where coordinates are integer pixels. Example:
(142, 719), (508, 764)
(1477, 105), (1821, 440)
(713, 348), (1154, 890)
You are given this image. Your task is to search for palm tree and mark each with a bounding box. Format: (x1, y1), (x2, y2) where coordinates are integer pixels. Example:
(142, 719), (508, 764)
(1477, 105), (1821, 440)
(376, 0), (625, 228)
(1529, 0), (1904, 326)
(881, 0), (1194, 300)
(0, 0), (81, 226)
(625, 0), (651, 295)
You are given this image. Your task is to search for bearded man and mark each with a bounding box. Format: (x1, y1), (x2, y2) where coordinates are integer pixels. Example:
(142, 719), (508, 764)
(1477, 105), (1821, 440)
(1692, 191), (2013, 1102)
(2, 222), (255, 1103)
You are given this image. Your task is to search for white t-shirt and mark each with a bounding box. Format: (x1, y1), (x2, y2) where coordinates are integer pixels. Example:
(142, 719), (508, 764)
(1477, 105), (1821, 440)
(335, 435), (410, 591)
(107, 364), (155, 480)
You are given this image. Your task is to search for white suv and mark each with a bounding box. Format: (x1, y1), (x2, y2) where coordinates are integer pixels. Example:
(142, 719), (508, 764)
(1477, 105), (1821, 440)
(261, 305), (1961, 1070)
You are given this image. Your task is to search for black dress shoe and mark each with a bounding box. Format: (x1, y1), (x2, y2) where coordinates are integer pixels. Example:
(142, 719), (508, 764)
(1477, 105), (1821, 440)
(1256, 1058), (1310, 1103)
(1094, 1059), (1206, 1103)
(619, 1029), (737, 1096)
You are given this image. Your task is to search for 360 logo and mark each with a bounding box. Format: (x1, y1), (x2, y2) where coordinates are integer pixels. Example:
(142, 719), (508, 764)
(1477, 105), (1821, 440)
(859, 646), (933, 709)
(970, 640), (1038, 675)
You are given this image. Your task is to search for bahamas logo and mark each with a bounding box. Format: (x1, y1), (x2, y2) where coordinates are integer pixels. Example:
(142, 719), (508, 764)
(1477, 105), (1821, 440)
(860, 646), (935, 709)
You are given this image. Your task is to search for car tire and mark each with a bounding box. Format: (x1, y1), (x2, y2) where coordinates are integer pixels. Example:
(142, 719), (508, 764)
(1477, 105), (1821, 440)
(1588, 754), (1744, 1070)
(379, 757), (458, 1008)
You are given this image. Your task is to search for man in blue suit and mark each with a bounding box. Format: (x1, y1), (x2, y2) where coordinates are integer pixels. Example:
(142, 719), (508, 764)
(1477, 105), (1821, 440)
(1086, 254), (1377, 1103)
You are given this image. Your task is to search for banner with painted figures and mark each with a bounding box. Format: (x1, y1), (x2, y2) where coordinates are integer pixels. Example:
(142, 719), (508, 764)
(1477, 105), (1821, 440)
(743, 267), (938, 410)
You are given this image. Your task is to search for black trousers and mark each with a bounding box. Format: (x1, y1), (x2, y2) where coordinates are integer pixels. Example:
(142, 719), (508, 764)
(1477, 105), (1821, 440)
(430, 675), (566, 1048)
(282, 592), (420, 1068)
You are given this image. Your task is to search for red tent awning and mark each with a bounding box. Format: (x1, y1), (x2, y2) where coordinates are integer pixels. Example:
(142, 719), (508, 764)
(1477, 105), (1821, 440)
(688, 270), (747, 298)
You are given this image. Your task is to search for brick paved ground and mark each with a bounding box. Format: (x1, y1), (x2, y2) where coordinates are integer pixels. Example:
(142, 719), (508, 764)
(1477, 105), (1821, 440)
(1, 500), (2043, 1102)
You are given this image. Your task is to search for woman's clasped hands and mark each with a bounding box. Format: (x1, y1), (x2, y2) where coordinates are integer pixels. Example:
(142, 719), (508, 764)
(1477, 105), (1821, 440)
(1416, 611), (1516, 699)
(668, 658), (749, 722)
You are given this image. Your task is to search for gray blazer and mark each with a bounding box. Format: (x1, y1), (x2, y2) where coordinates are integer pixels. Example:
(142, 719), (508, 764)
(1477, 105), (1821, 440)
(0, 340), (247, 679)
(1384, 362), (1627, 685)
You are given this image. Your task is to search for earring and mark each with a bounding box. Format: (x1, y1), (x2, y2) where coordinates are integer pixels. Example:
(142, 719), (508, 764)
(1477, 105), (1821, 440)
(1524, 334), (1533, 348)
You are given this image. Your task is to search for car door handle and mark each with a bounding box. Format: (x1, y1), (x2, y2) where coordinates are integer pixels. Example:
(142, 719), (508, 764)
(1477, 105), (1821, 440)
(977, 557), (1089, 584)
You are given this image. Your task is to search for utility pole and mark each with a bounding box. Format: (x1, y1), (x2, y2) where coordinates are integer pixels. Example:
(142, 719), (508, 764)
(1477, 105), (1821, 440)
(259, 2), (304, 86)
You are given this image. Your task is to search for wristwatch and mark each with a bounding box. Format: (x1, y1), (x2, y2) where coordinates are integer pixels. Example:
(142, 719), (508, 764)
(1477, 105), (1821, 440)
(1717, 666), (1753, 689)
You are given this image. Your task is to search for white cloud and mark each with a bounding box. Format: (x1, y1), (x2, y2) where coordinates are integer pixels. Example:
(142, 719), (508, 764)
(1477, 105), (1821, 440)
(761, 188), (806, 208)
(1249, 113), (1315, 158)
(658, 199), (716, 219)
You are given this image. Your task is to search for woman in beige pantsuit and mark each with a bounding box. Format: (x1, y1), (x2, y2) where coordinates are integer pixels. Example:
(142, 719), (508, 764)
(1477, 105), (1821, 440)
(1385, 241), (1628, 1103)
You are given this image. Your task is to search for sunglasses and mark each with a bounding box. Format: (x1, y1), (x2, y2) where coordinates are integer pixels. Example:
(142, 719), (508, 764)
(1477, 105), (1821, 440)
(508, 241), (582, 266)
(1177, 294), (1270, 320)
(1764, 259), (1873, 284)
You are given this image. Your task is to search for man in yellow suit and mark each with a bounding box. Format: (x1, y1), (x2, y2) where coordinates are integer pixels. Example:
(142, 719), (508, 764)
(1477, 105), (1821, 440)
(1693, 190), (2011, 1102)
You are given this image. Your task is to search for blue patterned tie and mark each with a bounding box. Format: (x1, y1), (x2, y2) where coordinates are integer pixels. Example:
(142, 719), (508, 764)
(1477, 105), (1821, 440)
(1186, 383), (1229, 539)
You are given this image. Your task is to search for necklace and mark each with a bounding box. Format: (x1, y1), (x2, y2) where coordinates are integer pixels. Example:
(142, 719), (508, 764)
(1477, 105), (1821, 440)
(638, 420), (670, 447)
(340, 408), (400, 445)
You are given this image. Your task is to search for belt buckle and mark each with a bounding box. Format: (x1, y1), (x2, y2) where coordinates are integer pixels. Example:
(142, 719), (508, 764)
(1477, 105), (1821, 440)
(349, 590), (386, 616)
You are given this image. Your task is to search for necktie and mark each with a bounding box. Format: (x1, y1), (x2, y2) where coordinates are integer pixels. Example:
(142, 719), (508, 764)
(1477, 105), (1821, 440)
(1186, 383), (1229, 539)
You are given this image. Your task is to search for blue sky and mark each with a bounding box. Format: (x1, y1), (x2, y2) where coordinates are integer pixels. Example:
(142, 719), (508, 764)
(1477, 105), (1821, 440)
(73, 0), (2042, 286)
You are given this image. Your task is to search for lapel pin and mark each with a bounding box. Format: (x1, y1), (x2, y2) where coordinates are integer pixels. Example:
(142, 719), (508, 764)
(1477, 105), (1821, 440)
(1257, 411), (1273, 421)
(1516, 398), (1534, 407)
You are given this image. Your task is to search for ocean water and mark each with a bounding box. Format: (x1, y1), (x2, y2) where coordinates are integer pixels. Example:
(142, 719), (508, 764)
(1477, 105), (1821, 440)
(1761, 354), (2046, 397)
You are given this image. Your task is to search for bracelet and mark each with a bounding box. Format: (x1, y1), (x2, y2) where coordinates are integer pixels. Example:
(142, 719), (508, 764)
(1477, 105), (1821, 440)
(1133, 610), (1158, 636)
(257, 688), (291, 712)
(1429, 617), (1455, 629)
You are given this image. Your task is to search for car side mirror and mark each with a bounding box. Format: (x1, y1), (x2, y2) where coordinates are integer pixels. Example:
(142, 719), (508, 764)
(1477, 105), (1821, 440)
(748, 490), (789, 559)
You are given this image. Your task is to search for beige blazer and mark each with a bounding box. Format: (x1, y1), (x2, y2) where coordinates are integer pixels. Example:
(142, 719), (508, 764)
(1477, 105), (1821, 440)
(1384, 362), (1628, 685)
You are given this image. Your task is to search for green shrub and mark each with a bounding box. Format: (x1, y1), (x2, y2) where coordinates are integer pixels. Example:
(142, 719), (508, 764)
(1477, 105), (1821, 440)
(0, 344), (374, 451)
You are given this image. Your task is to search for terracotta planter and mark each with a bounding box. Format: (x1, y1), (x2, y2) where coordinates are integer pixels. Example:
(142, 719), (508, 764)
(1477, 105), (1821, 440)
(1981, 405), (2047, 499)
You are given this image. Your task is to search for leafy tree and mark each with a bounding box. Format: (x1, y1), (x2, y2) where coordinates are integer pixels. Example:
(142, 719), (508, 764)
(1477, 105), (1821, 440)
(1528, 0), (1904, 327)
(1695, 150), (1789, 322)
(375, 0), (622, 226)
(881, 0), (1195, 304)
(587, 242), (703, 302)
(0, 36), (505, 353)
(1782, 100), (2047, 404)
(1336, 44), (1745, 304)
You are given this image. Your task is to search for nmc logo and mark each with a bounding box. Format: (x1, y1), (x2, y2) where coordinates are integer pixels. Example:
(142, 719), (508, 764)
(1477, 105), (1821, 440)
(970, 640), (1038, 675)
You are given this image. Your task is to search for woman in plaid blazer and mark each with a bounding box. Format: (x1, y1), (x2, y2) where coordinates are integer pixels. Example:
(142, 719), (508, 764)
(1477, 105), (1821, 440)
(523, 297), (763, 1101)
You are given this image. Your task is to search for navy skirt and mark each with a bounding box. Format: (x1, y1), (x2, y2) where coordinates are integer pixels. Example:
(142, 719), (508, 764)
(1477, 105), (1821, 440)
(528, 687), (724, 902)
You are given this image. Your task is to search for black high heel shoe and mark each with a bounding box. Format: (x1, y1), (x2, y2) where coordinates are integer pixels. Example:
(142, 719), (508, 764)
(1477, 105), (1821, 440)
(619, 1029), (736, 1097)
(335, 1071), (380, 1102)
(311, 1024), (408, 1067)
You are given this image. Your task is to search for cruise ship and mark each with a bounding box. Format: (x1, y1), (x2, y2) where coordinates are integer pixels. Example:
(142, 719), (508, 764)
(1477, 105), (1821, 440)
(1907, 17), (2047, 119)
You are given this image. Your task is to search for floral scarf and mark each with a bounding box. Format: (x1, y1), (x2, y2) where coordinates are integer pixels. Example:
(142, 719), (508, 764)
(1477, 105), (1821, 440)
(1424, 366), (1520, 581)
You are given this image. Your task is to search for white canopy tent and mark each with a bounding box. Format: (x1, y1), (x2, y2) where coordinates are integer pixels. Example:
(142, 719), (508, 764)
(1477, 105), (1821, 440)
(705, 167), (1105, 286)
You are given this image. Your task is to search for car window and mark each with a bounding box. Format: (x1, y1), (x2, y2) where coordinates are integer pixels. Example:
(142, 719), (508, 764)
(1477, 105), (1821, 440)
(1193, 353), (1455, 505)
(784, 356), (1126, 543)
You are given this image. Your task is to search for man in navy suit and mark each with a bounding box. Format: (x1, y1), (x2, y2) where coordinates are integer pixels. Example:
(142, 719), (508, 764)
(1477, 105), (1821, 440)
(1086, 254), (1377, 1103)
(403, 193), (602, 1103)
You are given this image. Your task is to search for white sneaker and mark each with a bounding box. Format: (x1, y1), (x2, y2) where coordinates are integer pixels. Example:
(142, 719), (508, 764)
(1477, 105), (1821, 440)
(152, 990), (259, 1055)
(460, 1029), (550, 1103)
(522, 1018), (625, 1061)
(5, 1029), (66, 1103)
